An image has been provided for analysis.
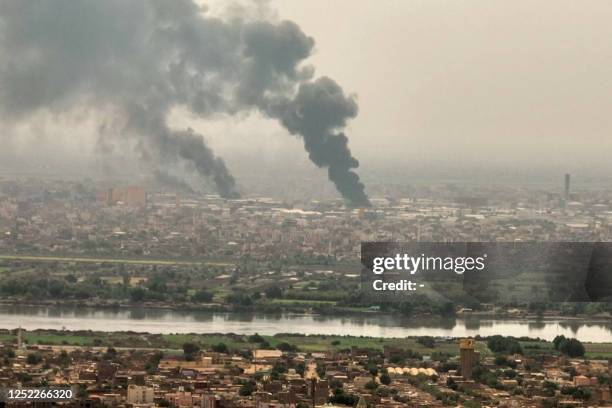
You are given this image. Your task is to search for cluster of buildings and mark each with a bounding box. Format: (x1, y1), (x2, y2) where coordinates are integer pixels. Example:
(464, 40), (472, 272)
(97, 187), (147, 208)
(1, 176), (612, 262)
(1, 335), (611, 407)
(1, 176), (612, 406)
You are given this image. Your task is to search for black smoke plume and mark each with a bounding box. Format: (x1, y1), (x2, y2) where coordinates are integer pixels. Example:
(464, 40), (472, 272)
(0, 0), (369, 205)
(266, 78), (369, 207)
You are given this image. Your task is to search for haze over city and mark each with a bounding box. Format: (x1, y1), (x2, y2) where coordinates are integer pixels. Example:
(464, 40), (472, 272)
(3, 0), (612, 198)
(1, 1), (612, 407)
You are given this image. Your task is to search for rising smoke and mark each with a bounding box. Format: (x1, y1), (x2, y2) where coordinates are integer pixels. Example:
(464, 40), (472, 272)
(0, 0), (370, 206)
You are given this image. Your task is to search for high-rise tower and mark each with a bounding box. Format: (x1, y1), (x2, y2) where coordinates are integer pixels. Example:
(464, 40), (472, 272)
(459, 338), (475, 380)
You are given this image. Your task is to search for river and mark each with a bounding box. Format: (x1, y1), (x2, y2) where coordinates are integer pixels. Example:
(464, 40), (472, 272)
(1, 305), (610, 342)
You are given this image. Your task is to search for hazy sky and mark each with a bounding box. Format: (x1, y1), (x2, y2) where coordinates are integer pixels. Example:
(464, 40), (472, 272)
(202, 0), (612, 174)
(3, 0), (612, 183)
(281, 1), (612, 168)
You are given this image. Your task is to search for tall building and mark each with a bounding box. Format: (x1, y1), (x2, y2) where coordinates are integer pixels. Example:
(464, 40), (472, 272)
(564, 173), (571, 202)
(201, 393), (218, 408)
(309, 378), (329, 406)
(459, 338), (475, 380)
(126, 384), (154, 404)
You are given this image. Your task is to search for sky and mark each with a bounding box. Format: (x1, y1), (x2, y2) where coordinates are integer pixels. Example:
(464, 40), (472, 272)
(177, 0), (612, 181)
(2, 0), (612, 185)
(271, 0), (612, 169)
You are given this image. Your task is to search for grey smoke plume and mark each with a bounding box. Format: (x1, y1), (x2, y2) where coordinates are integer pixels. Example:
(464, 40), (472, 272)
(0, 0), (369, 205)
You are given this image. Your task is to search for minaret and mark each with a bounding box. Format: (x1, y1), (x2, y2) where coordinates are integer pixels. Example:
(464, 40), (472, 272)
(459, 338), (475, 380)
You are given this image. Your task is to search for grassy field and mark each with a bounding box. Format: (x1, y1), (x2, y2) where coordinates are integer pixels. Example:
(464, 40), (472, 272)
(583, 343), (612, 359)
(2, 329), (611, 360)
(520, 340), (612, 359)
(260, 334), (462, 355)
(0, 330), (477, 356)
(0, 333), (97, 346)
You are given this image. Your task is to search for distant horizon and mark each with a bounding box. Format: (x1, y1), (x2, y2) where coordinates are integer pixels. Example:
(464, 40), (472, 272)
(3, 0), (612, 202)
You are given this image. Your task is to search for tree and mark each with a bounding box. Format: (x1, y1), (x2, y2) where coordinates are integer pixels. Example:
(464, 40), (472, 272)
(239, 380), (256, 396)
(192, 290), (214, 302)
(26, 353), (43, 365)
(542, 380), (558, 397)
(248, 333), (265, 343)
(329, 388), (358, 406)
(367, 363), (378, 377)
(130, 287), (146, 302)
(365, 380), (378, 390)
(145, 351), (164, 375)
(48, 280), (65, 297)
(276, 342), (298, 352)
(553, 335), (567, 350)
(225, 292), (253, 307)
(504, 369), (517, 379)
(558, 338), (585, 358)
(212, 343), (229, 354)
(417, 336), (435, 348)
(437, 301), (456, 317)
(58, 350), (71, 367)
(380, 371), (391, 385)
(561, 385), (592, 401)
(487, 336), (523, 355)
(494, 356), (509, 366)
(329, 378), (343, 390)
(64, 274), (77, 283)
(265, 285), (283, 299)
(183, 342), (200, 360)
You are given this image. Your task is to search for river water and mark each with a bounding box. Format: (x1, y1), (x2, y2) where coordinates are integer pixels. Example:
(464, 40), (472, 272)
(1, 305), (610, 342)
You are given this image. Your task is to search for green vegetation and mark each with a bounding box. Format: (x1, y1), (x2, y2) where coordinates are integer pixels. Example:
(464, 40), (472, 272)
(182, 342), (200, 360)
(380, 370), (391, 385)
(239, 380), (256, 396)
(561, 385), (592, 401)
(0, 329), (465, 354)
(553, 335), (585, 358)
(486, 335), (523, 354)
(4, 329), (608, 359)
(2, 255), (612, 319)
(329, 388), (359, 406)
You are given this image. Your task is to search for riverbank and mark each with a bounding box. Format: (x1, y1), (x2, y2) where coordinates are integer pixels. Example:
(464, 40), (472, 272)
(1, 299), (610, 323)
(0, 304), (610, 342)
(2, 328), (612, 359)
(3, 252), (611, 322)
